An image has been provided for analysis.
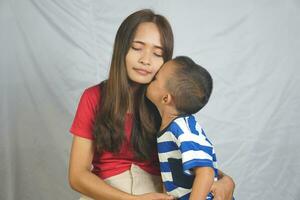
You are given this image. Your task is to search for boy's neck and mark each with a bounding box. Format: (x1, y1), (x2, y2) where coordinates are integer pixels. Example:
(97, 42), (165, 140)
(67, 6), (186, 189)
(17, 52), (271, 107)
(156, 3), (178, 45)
(159, 107), (180, 131)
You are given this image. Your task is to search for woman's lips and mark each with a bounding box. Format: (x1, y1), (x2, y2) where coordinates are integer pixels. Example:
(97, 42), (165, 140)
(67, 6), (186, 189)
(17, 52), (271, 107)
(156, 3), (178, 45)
(134, 68), (151, 76)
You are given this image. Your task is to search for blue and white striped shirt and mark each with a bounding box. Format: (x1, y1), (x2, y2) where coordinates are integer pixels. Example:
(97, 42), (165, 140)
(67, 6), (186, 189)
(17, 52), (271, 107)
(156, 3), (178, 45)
(157, 115), (218, 200)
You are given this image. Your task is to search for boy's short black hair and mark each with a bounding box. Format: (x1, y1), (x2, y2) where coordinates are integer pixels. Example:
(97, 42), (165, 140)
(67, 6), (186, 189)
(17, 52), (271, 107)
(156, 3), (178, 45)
(167, 56), (213, 115)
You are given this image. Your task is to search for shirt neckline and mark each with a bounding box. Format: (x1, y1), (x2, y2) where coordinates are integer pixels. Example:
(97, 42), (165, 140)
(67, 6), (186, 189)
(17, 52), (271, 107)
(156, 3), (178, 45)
(157, 114), (190, 137)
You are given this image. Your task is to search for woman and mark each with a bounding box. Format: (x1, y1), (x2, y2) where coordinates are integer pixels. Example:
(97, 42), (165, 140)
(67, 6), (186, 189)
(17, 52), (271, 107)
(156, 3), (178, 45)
(68, 9), (235, 200)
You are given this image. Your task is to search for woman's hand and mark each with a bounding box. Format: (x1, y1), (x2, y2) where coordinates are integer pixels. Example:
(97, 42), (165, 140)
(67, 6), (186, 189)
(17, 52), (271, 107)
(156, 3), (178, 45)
(210, 170), (235, 200)
(135, 192), (175, 200)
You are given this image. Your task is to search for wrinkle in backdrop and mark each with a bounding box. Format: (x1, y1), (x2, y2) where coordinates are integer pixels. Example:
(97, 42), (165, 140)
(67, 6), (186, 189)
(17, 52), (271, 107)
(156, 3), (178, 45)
(0, 0), (300, 199)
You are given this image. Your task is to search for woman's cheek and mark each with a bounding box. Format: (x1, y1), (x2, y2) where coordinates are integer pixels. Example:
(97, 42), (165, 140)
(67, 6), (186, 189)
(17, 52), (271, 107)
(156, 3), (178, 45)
(154, 61), (164, 73)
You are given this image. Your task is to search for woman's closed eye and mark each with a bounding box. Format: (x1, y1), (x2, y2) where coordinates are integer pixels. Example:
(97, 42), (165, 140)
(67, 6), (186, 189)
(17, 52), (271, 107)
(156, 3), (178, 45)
(131, 46), (142, 51)
(153, 48), (163, 57)
(153, 52), (163, 57)
(152, 47), (164, 57)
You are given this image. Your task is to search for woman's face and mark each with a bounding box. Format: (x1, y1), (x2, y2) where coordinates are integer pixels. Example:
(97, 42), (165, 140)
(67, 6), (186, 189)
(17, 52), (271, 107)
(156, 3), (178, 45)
(126, 22), (164, 84)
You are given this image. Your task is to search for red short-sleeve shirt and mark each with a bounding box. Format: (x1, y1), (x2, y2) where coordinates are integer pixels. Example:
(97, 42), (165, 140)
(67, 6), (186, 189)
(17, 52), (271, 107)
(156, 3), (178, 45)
(70, 84), (160, 179)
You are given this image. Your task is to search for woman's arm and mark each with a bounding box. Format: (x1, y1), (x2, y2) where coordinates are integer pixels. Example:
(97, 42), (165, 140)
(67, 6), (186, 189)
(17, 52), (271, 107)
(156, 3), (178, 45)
(69, 136), (134, 200)
(210, 169), (235, 200)
(68, 136), (174, 200)
(189, 167), (214, 200)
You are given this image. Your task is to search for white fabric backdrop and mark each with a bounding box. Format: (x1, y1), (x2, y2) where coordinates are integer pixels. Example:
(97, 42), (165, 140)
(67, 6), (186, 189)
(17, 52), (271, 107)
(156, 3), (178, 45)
(1, 0), (299, 199)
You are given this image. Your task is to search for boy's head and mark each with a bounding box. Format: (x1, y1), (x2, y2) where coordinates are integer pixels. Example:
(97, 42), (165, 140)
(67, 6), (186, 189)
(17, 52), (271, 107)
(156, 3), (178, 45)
(146, 56), (213, 115)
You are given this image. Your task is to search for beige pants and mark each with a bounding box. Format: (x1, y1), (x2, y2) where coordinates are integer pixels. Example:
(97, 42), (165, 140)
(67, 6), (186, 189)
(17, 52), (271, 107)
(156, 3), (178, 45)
(80, 164), (163, 200)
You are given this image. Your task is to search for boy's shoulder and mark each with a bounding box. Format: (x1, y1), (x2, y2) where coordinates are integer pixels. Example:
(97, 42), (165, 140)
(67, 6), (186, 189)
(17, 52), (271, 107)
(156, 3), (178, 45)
(159, 115), (204, 139)
(173, 114), (200, 131)
(168, 115), (202, 137)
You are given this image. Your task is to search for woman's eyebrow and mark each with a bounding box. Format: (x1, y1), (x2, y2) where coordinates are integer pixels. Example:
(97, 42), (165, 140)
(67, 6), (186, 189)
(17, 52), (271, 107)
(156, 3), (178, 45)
(132, 41), (163, 50)
(132, 41), (144, 45)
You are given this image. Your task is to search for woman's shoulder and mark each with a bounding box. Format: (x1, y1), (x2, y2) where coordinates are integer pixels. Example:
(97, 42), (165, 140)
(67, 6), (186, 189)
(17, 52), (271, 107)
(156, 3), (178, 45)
(80, 82), (104, 106)
(83, 81), (106, 98)
(84, 84), (100, 94)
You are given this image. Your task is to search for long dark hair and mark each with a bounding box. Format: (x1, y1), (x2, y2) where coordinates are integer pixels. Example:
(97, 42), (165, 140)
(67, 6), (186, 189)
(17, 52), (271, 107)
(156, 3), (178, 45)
(93, 9), (174, 160)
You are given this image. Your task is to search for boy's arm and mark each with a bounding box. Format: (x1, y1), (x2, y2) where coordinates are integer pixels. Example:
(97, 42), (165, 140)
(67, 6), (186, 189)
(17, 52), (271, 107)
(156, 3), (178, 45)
(162, 184), (167, 193)
(189, 167), (214, 200)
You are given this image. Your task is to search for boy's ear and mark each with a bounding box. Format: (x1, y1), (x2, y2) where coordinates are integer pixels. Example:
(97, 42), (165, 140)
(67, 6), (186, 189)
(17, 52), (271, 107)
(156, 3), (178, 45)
(162, 93), (173, 104)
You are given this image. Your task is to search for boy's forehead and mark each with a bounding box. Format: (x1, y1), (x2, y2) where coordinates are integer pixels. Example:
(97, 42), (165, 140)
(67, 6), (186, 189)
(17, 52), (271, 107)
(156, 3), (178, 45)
(161, 60), (176, 73)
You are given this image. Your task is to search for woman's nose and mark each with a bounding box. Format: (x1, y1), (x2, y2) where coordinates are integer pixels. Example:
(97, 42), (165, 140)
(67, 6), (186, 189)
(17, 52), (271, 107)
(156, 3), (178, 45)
(139, 52), (151, 66)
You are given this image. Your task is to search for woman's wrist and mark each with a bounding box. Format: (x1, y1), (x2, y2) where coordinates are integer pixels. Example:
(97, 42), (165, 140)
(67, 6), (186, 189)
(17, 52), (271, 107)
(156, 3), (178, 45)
(218, 170), (235, 189)
(222, 174), (235, 190)
(220, 174), (235, 200)
(122, 194), (137, 200)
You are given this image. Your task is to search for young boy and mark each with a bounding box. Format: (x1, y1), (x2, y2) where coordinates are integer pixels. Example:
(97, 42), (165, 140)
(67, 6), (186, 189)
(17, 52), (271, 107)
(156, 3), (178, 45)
(146, 56), (217, 200)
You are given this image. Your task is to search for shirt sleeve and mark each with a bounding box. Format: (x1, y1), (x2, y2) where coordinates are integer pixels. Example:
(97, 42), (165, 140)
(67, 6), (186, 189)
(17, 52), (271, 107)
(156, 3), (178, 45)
(177, 127), (215, 172)
(69, 86), (100, 140)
